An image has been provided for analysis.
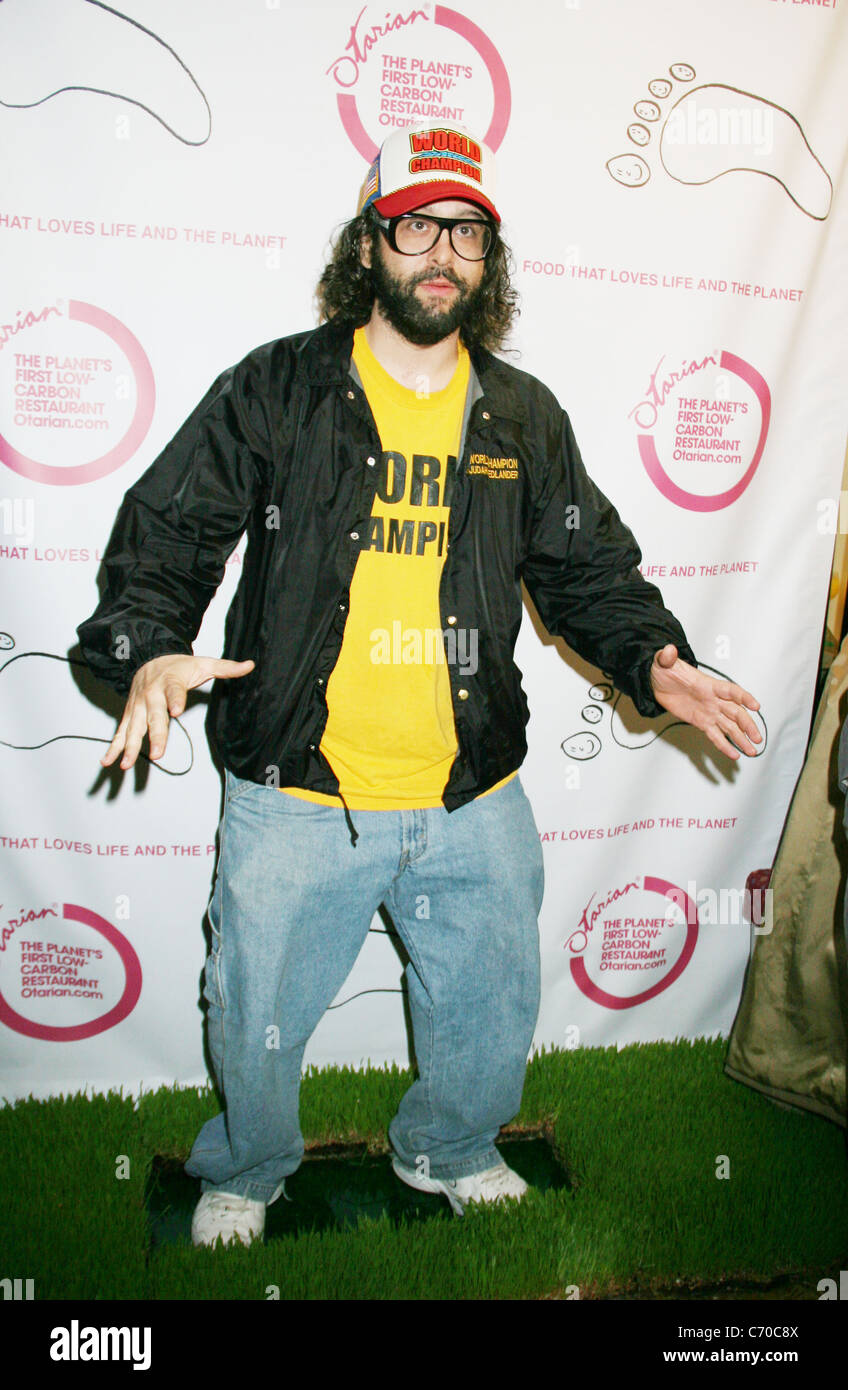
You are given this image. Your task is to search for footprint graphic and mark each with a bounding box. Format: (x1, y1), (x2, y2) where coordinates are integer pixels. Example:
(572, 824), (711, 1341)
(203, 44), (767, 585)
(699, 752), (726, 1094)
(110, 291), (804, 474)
(561, 665), (768, 762)
(0, 0), (211, 146)
(0, 645), (193, 774)
(606, 63), (832, 221)
(561, 683), (612, 761)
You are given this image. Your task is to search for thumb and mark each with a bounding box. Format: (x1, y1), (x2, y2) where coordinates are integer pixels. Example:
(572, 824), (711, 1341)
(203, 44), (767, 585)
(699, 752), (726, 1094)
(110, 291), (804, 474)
(655, 643), (678, 668)
(207, 658), (256, 678)
(185, 657), (256, 693)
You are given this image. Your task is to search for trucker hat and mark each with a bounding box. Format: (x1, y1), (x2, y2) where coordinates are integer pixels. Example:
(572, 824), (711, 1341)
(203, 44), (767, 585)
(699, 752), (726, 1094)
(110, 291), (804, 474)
(357, 121), (500, 223)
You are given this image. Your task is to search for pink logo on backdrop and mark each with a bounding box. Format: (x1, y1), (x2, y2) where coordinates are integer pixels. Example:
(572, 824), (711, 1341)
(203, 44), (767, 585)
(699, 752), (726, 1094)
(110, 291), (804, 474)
(326, 5), (511, 159)
(0, 299), (155, 486)
(0, 901), (142, 1040)
(565, 876), (698, 1010)
(629, 349), (770, 512)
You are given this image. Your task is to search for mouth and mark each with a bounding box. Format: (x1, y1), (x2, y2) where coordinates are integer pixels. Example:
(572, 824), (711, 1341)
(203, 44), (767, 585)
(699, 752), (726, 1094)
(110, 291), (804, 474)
(418, 277), (459, 296)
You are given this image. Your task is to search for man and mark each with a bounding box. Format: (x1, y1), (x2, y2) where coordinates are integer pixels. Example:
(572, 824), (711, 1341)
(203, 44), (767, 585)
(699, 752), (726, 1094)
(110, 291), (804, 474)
(77, 122), (761, 1247)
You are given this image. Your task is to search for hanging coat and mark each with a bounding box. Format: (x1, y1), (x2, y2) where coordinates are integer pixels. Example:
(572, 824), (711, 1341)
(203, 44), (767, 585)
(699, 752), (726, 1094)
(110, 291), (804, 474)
(725, 636), (848, 1128)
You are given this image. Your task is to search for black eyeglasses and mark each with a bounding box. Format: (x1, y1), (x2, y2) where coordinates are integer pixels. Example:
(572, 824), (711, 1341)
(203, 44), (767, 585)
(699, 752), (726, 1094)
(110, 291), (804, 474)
(375, 213), (494, 261)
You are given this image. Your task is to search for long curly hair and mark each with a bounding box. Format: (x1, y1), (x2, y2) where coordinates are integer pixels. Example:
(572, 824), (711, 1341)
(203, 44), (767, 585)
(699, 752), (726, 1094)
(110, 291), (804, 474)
(315, 206), (519, 355)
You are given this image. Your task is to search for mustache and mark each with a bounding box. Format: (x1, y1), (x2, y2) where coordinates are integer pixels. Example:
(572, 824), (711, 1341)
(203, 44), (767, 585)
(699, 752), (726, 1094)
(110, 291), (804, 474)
(410, 268), (465, 288)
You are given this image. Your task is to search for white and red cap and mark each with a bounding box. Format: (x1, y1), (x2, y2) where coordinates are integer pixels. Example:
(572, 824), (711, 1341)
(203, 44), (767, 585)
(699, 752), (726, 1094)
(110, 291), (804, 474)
(358, 122), (500, 223)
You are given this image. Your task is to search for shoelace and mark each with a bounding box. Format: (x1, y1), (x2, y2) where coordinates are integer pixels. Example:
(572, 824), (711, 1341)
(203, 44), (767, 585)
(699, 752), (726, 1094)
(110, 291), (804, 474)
(206, 1194), (253, 1213)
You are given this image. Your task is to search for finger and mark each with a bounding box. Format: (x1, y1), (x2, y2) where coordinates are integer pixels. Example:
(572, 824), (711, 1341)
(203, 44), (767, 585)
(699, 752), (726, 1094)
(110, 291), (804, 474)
(721, 681), (760, 711)
(738, 688), (760, 711)
(209, 658), (255, 678)
(707, 722), (741, 760)
(733, 709), (763, 745)
(100, 708), (132, 767)
(716, 700), (762, 746)
(163, 679), (188, 718)
(182, 657), (254, 692)
(101, 728), (128, 767)
(716, 713), (759, 758)
(727, 729), (760, 757)
(119, 697), (158, 770)
(145, 690), (172, 759)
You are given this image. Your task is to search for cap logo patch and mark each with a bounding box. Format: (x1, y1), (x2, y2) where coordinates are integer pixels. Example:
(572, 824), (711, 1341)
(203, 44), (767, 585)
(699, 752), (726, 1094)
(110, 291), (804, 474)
(408, 129), (483, 185)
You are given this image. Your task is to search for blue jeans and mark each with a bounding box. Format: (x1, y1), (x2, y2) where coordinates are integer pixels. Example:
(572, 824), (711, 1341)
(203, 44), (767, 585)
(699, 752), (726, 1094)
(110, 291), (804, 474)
(184, 769), (544, 1201)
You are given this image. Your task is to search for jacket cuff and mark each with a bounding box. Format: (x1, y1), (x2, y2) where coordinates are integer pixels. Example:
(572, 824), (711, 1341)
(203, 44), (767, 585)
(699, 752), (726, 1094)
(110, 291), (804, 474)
(76, 629), (194, 698)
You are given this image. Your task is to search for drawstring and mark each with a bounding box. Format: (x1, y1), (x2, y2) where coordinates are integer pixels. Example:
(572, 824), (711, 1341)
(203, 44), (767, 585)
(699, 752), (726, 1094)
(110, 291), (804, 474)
(336, 787), (359, 848)
(312, 743), (359, 846)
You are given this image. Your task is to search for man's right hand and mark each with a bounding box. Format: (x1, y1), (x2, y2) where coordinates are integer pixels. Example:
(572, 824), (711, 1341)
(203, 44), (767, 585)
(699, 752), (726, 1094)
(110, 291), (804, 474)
(101, 654), (256, 771)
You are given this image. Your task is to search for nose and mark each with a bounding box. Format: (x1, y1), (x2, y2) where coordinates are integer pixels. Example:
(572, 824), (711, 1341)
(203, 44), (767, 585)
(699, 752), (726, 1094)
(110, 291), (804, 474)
(427, 225), (455, 265)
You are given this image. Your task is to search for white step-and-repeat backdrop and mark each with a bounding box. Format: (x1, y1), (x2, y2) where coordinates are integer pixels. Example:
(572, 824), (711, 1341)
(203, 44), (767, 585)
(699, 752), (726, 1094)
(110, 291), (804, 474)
(1, 0), (846, 1101)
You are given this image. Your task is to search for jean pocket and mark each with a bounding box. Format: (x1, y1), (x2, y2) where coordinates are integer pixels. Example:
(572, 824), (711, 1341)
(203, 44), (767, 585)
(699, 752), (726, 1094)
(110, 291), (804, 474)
(225, 769), (265, 803)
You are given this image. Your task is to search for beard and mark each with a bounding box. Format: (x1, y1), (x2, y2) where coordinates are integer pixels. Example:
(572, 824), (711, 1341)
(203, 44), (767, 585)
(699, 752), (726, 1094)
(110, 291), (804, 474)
(369, 239), (485, 346)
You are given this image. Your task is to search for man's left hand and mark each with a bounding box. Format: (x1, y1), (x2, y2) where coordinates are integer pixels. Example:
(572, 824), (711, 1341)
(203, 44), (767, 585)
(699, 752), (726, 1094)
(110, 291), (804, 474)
(649, 644), (762, 761)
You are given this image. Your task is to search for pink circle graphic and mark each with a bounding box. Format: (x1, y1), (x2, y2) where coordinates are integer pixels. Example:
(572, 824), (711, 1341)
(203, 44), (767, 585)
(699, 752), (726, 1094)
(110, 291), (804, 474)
(0, 902), (142, 1041)
(569, 875), (698, 1010)
(638, 351), (770, 512)
(336, 5), (511, 161)
(0, 300), (155, 486)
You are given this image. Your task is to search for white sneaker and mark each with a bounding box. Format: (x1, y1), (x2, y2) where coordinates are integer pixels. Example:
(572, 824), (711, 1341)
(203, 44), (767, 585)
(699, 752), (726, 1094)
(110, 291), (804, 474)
(392, 1156), (528, 1217)
(191, 1190), (266, 1247)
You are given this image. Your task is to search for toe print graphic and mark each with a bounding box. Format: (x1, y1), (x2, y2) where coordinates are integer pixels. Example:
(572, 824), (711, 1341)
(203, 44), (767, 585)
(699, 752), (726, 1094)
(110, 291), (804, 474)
(562, 667), (767, 764)
(607, 62), (832, 220)
(634, 100), (662, 123)
(606, 63), (696, 188)
(561, 683), (613, 761)
(607, 153), (651, 188)
(627, 123), (651, 148)
(562, 730), (602, 762)
(0, 0), (211, 145)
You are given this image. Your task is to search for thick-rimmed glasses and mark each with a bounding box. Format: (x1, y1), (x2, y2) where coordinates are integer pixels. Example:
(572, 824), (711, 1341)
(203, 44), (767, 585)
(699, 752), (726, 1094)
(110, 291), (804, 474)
(375, 213), (494, 261)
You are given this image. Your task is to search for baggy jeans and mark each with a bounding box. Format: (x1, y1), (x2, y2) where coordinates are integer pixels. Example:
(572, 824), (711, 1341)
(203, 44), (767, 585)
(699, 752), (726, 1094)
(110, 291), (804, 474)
(184, 768), (544, 1203)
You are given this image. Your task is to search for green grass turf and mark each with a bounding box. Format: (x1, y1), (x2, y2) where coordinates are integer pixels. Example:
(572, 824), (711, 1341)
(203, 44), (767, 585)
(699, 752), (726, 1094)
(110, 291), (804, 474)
(1, 1037), (846, 1300)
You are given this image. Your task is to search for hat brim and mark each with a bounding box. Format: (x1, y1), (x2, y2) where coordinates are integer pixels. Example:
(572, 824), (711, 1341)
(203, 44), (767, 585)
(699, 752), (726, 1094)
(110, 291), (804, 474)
(372, 182), (500, 224)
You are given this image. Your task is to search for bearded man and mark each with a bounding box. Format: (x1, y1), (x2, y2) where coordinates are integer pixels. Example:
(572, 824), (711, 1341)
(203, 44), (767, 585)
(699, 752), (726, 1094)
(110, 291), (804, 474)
(77, 121), (761, 1247)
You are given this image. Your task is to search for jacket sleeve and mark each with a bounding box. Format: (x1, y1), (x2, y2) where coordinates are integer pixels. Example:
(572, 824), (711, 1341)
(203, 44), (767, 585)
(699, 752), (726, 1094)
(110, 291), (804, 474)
(520, 407), (697, 718)
(77, 355), (271, 695)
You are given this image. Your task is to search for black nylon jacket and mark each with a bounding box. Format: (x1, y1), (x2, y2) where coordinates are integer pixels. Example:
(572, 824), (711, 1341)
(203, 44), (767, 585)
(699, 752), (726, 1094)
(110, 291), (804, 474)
(77, 317), (696, 813)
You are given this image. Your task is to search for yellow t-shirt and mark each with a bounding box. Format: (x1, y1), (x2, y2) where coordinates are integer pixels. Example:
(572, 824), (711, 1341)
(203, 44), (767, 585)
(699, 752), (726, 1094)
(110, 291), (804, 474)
(282, 327), (514, 809)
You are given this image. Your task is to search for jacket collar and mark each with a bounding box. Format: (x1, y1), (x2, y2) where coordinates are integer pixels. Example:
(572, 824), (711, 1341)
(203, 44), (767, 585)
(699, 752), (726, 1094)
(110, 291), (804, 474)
(296, 318), (529, 425)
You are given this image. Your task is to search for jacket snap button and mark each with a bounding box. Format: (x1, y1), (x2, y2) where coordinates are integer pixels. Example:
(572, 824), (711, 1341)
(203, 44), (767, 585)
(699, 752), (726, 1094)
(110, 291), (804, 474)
(316, 676), (324, 685)
(347, 390), (355, 400)
(308, 744), (316, 751)
(447, 615), (457, 625)
(338, 602), (346, 611)
(350, 531), (359, 540)
(458, 688), (469, 700)
(366, 456), (375, 466)
(482, 410), (490, 420)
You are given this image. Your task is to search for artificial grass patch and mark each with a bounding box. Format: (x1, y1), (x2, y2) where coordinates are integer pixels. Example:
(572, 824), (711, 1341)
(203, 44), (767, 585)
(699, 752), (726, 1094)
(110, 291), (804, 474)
(1, 1037), (846, 1300)
(146, 1132), (569, 1246)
